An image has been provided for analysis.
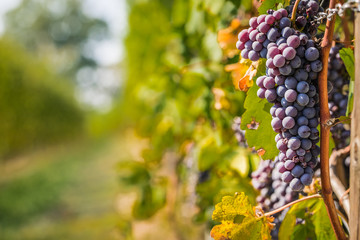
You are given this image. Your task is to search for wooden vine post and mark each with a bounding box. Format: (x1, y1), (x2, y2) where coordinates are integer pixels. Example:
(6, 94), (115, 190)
(350, 10), (360, 240)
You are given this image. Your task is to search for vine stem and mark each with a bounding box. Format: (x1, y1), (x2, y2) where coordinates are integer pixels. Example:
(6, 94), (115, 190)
(264, 194), (321, 217)
(318, 0), (348, 238)
(291, 0), (301, 23)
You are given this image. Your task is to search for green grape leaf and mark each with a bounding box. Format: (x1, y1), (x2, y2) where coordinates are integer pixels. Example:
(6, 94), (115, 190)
(258, 0), (285, 14)
(240, 84), (279, 160)
(339, 48), (355, 81)
(339, 48), (355, 116)
(337, 116), (351, 124)
(346, 80), (354, 116)
(279, 197), (336, 240)
(211, 192), (272, 240)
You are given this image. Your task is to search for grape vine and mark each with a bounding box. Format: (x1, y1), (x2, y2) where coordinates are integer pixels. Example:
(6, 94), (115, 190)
(122, 0), (357, 239)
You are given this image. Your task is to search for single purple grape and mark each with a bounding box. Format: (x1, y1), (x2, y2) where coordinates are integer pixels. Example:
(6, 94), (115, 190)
(257, 87), (266, 98)
(276, 108), (286, 119)
(298, 125), (311, 138)
(305, 47), (320, 61)
(265, 15), (275, 25)
(282, 47), (296, 60)
(256, 33), (266, 42)
(267, 46), (281, 59)
(279, 17), (291, 29)
(284, 160), (295, 170)
(285, 106), (298, 117)
(282, 171), (294, 183)
(300, 173), (312, 185)
(263, 76), (275, 89)
(281, 27), (293, 38)
(284, 89), (298, 102)
(279, 64), (292, 75)
(241, 49), (250, 59)
(297, 93), (310, 106)
(265, 89), (277, 102)
(249, 17), (258, 28)
(290, 56), (302, 68)
(273, 10), (282, 20)
(291, 165), (305, 178)
(282, 116), (295, 129)
(238, 29), (250, 42)
(258, 22), (270, 33)
(273, 54), (286, 67)
(290, 178), (304, 191)
(275, 75), (285, 85)
(288, 137), (301, 150)
(248, 50), (260, 61)
(257, 14), (267, 24)
(287, 35), (301, 48)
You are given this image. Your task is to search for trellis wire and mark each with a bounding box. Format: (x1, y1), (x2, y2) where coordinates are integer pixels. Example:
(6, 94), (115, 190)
(313, 0), (360, 23)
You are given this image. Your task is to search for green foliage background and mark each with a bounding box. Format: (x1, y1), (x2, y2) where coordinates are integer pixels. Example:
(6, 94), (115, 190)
(119, 0), (262, 229)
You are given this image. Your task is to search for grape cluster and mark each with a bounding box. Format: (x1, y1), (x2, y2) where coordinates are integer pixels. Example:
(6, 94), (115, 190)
(236, 5), (322, 191)
(288, 0), (324, 35)
(328, 46), (351, 149)
(251, 159), (298, 212)
(232, 117), (247, 147)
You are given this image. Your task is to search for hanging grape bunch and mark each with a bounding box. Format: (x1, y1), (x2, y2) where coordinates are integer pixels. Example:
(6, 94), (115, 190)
(236, 1), (323, 191)
(328, 45), (351, 149)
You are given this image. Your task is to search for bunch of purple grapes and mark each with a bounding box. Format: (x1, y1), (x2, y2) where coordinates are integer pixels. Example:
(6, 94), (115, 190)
(328, 45), (351, 149)
(232, 117), (247, 147)
(252, 159), (298, 212)
(236, 1), (322, 62)
(236, 4), (323, 191)
(288, 0), (324, 35)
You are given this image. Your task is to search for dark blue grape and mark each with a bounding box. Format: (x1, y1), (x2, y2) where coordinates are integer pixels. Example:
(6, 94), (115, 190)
(296, 81), (309, 93)
(300, 173), (312, 185)
(305, 47), (319, 61)
(298, 125), (311, 138)
(291, 165), (305, 178)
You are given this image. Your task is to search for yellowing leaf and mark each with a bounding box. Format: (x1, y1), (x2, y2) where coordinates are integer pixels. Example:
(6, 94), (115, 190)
(225, 62), (250, 91)
(217, 18), (245, 58)
(225, 60), (260, 92)
(238, 64), (256, 91)
(211, 192), (273, 240)
(211, 222), (236, 240)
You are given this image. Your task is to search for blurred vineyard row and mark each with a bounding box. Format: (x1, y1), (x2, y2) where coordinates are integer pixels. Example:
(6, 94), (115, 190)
(0, 38), (83, 159)
(0, 1), (121, 239)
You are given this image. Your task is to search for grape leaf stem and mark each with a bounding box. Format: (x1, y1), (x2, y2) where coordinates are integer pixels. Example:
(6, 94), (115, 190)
(264, 194), (321, 217)
(318, 0), (348, 238)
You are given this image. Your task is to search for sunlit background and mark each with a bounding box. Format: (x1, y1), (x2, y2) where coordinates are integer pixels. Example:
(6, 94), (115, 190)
(0, 0), (261, 239)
